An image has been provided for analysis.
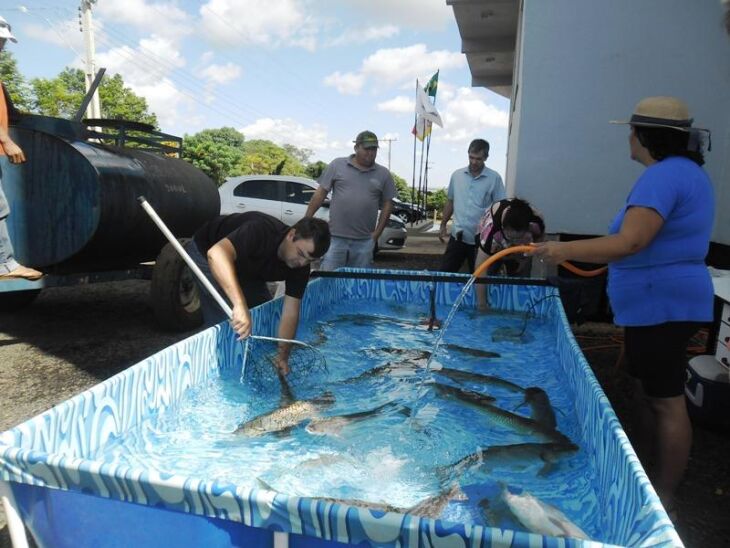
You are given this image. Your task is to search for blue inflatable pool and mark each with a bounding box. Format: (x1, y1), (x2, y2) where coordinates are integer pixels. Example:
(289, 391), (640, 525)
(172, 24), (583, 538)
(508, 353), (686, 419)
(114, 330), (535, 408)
(0, 269), (680, 547)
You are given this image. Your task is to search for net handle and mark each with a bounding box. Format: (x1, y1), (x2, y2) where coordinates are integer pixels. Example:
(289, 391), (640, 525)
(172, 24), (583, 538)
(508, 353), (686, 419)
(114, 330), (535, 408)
(472, 244), (607, 278)
(138, 196), (315, 348)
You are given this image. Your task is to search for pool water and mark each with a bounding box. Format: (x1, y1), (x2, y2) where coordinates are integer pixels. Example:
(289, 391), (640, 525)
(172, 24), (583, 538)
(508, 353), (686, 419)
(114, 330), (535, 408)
(94, 298), (602, 539)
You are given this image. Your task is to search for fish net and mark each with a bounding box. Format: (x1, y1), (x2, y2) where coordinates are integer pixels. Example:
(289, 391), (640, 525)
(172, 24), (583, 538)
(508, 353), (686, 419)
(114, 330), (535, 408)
(241, 336), (328, 390)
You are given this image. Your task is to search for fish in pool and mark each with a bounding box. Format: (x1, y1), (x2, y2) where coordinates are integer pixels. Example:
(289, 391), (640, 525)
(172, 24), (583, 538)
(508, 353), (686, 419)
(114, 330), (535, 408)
(441, 344), (501, 359)
(437, 442), (579, 482)
(256, 478), (465, 519)
(435, 368), (524, 394)
(363, 347), (431, 363)
(305, 401), (407, 436)
(515, 387), (557, 430)
(235, 392), (335, 436)
(367, 345), (500, 360)
(442, 393), (572, 445)
(502, 486), (589, 539)
(432, 382), (497, 408)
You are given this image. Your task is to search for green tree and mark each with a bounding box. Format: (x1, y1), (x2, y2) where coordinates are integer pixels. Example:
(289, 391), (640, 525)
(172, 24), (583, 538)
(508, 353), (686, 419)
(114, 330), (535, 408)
(283, 144), (313, 164)
(390, 172), (411, 201)
(0, 50), (32, 111)
(29, 68), (157, 125)
(427, 188), (448, 214)
(305, 160), (328, 180)
(182, 127), (246, 185)
(239, 140), (307, 176)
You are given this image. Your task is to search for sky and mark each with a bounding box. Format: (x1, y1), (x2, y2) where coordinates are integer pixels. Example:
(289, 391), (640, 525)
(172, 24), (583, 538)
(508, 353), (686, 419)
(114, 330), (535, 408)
(2, 0), (510, 190)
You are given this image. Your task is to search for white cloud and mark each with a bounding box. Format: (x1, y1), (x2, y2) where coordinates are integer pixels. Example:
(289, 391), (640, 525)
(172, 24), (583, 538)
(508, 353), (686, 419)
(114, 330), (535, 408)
(95, 35), (185, 87)
(328, 25), (399, 47)
(96, 0), (191, 41)
(240, 118), (331, 152)
(376, 96), (413, 114)
(340, 0), (451, 29)
(132, 78), (194, 130)
(324, 44), (464, 94)
(323, 71), (366, 95)
(200, 62), (242, 85)
(199, 0), (318, 49)
(440, 88), (509, 142)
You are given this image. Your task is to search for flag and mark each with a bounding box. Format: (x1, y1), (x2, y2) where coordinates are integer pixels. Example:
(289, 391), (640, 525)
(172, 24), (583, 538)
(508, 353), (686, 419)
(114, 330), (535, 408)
(412, 115), (432, 142)
(424, 70), (439, 98)
(415, 85), (443, 127)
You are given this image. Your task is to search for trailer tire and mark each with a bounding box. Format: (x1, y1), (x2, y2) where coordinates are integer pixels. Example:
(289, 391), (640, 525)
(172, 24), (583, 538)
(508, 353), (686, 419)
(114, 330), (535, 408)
(151, 239), (203, 331)
(0, 289), (41, 312)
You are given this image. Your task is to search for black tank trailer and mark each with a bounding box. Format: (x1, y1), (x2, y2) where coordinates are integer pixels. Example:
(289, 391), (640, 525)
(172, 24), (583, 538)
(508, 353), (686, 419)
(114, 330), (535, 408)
(0, 114), (220, 330)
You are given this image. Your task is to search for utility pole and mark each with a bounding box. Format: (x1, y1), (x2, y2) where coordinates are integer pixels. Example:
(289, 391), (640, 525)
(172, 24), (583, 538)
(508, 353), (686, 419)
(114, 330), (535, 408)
(79, 0), (101, 120)
(379, 137), (397, 171)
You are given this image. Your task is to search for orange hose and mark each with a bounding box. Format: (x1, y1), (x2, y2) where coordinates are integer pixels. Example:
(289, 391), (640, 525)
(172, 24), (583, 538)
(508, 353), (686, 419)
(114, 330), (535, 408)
(471, 244), (608, 278)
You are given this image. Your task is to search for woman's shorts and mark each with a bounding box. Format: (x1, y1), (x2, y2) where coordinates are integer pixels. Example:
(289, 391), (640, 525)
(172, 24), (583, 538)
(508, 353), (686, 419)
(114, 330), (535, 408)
(624, 321), (702, 398)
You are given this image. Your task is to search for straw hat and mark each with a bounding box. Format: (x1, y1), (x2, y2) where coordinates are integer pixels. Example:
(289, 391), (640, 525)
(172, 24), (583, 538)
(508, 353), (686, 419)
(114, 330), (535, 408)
(0, 16), (17, 43)
(610, 96), (707, 133)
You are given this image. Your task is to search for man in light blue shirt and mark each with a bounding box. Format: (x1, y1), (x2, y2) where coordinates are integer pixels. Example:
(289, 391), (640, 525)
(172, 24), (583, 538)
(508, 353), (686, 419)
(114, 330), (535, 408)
(438, 139), (505, 272)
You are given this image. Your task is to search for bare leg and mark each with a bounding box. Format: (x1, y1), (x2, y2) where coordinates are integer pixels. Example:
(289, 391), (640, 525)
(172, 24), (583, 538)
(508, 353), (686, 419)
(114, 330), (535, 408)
(630, 379), (655, 471)
(647, 393), (692, 508)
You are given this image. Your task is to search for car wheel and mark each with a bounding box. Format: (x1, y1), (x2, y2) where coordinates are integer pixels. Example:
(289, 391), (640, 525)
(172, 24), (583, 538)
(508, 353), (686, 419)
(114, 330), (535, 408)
(396, 210), (410, 223)
(151, 239), (203, 331)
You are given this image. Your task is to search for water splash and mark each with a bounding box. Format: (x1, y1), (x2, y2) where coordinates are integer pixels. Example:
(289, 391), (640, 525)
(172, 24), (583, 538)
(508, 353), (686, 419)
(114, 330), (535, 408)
(425, 275), (477, 371)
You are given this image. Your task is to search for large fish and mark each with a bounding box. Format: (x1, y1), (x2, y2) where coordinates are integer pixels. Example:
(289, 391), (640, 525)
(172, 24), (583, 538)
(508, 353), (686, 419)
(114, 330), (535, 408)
(437, 442), (579, 481)
(363, 347), (431, 363)
(235, 392), (335, 436)
(516, 387), (557, 430)
(432, 382), (497, 408)
(256, 478), (465, 519)
(366, 345), (500, 360)
(502, 486), (589, 539)
(442, 344), (501, 359)
(436, 368), (524, 394)
(305, 401), (407, 436)
(441, 392), (572, 445)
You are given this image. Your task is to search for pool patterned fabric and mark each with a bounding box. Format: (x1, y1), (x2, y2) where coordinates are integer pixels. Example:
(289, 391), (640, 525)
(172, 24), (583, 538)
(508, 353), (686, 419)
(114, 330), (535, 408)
(0, 268), (681, 547)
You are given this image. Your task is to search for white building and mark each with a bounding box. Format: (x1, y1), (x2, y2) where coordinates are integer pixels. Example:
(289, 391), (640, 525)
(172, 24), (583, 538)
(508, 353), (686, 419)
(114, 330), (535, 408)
(448, 0), (730, 249)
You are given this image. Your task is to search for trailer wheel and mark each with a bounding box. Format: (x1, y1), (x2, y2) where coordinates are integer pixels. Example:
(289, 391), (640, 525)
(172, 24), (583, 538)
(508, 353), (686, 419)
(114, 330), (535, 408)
(0, 289), (41, 312)
(151, 239), (203, 331)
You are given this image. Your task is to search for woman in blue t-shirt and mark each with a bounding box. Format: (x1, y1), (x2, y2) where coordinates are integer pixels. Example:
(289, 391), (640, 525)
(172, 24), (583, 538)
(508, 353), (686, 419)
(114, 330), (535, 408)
(532, 96), (714, 513)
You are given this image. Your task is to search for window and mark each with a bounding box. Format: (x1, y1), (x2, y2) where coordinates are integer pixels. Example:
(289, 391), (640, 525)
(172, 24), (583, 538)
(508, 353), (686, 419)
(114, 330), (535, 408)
(284, 181), (316, 205)
(233, 180), (280, 200)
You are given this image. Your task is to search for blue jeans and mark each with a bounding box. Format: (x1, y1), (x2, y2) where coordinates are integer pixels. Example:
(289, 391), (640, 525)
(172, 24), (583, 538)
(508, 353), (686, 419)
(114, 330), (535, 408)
(0, 162), (20, 274)
(320, 236), (375, 271)
(184, 239), (271, 328)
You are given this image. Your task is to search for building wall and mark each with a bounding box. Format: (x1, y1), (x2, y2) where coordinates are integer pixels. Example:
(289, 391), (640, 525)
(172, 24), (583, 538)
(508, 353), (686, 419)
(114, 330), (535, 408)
(509, 0), (730, 243)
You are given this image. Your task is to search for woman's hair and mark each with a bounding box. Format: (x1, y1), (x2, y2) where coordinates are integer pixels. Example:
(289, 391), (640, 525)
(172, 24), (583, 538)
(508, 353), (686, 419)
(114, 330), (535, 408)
(502, 198), (534, 232)
(633, 126), (705, 166)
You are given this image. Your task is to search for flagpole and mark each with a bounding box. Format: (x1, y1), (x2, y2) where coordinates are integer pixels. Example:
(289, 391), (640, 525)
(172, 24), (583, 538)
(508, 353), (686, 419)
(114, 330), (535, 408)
(422, 70), (438, 215)
(411, 79), (419, 211)
(416, 129), (427, 214)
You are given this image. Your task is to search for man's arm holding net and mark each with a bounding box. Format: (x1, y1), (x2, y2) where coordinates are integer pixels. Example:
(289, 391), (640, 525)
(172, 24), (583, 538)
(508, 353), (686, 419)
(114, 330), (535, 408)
(273, 295), (301, 375)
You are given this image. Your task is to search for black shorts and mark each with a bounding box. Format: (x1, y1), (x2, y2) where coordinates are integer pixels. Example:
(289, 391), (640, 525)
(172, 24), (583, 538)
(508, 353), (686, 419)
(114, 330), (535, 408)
(624, 322), (701, 398)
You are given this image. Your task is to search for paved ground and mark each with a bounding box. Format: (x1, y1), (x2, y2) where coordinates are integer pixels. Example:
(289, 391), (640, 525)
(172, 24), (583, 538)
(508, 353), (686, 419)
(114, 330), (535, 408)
(1, 227), (728, 547)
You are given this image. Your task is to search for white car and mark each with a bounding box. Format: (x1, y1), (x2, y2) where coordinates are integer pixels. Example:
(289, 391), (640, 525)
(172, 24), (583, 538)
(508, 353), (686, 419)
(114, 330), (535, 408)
(218, 175), (407, 254)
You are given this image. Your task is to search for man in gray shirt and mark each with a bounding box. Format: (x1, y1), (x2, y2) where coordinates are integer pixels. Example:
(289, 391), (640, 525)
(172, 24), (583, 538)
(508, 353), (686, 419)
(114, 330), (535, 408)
(305, 130), (395, 270)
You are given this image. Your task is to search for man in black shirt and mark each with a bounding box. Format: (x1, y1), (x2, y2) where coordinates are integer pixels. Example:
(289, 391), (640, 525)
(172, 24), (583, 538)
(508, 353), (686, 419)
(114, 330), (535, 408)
(186, 212), (330, 372)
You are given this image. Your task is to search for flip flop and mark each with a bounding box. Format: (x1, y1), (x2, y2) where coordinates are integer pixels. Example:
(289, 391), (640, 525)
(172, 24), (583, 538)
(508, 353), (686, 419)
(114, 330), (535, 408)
(0, 266), (44, 281)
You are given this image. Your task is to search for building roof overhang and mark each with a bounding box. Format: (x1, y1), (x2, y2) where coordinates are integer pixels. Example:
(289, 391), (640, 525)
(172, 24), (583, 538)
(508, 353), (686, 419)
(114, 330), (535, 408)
(446, 0), (519, 98)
